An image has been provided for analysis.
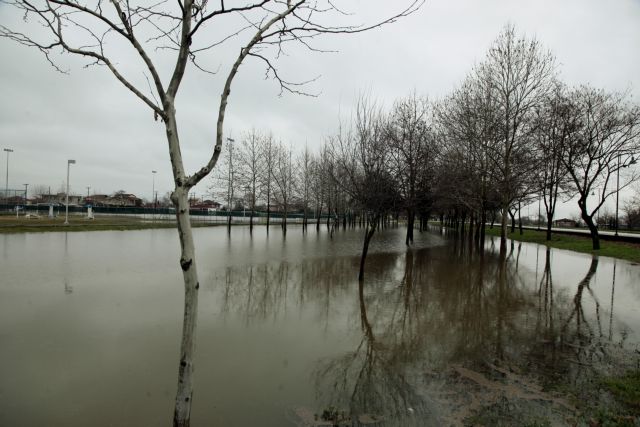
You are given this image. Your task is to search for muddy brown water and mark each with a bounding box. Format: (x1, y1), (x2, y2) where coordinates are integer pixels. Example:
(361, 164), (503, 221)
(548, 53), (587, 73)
(1, 226), (639, 426)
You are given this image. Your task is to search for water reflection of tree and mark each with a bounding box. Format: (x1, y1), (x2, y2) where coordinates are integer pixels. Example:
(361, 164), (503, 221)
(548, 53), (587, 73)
(209, 236), (633, 422)
(217, 262), (292, 324)
(313, 272), (433, 426)
(561, 256), (600, 342)
(214, 256), (388, 326)
(527, 252), (632, 391)
(557, 256), (628, 371)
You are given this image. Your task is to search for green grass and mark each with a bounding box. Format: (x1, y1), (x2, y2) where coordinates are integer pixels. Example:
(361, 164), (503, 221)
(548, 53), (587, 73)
(586, 371), (640, 425)
(603, 371), (640, 414)
(483, 227), (640, 263)
(0, 215), (224, 234)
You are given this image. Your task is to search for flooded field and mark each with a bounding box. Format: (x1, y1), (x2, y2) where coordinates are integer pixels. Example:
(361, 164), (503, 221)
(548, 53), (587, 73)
(1, 226), (639, 426)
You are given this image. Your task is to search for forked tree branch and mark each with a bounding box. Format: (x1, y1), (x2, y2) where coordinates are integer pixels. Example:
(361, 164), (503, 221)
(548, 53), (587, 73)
(186, 0), (305, 187)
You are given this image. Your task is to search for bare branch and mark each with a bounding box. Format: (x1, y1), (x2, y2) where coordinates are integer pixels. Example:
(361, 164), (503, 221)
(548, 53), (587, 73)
(186, 0), (304, 187)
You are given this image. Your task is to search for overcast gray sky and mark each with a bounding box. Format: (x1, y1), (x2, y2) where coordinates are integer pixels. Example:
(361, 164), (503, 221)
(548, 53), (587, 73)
(1, 0), (639, 217)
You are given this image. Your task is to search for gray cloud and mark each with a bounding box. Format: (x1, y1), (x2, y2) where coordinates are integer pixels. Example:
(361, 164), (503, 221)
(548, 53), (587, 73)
(1, 0), (639, 213)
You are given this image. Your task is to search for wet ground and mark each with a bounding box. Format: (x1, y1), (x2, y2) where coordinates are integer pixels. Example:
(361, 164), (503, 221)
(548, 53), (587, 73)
(1, 226), (639, 426)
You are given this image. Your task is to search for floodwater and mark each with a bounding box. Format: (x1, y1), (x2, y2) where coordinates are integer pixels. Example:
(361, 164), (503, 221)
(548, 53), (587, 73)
(1, 226), (639, 426)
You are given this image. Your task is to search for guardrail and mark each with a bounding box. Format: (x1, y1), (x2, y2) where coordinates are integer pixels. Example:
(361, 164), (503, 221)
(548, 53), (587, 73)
(1, 203), (333, 221)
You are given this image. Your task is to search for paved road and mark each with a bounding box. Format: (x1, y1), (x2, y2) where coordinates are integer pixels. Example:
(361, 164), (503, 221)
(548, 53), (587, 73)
(521, 225), (640, 242)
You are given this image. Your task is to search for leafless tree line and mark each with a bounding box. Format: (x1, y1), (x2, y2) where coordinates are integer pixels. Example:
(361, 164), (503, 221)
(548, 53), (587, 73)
(434, 25), (640, 251)
(213, 25), (640, 259)
(208, 93), (439, 278)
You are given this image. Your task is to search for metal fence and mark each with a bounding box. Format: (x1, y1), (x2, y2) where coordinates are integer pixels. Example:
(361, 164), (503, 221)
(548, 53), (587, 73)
(0, 189), (27, 200)
(0, 203), (332, 223)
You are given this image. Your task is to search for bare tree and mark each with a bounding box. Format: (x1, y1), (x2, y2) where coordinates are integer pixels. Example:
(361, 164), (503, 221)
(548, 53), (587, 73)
(272, 141), (295, 234)
(224, 139), (236, 232)
(208, 138), (238, 233)
(477, 24), (556, 252)
(435, 74), (500, 242)
(237, 129), (265, 233)
(533, 82), (577, 240)
(387, 93), (436, 245)
(562, 86), (640, 249)
(258, 132), (276, 232)
(0, 1), (422, 425)
(30, 184), (51, 199)
(624, 185), (640, 230)
(330, 97), (397, 280)
(311, 144), (331, 231)
(296, 144), (313, 231)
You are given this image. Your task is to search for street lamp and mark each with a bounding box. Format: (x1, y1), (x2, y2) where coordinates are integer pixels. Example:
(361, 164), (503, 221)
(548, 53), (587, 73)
(226, 137), (235, 230)
(537, 193), (541, 231)
(23, 183), (28, 205)
(616, 155), (637, 236)
(151, 171), (158, 220)
(591, 188), (600, 227)
(3, 148), (13, 206)
(64, 159), (76, 225)
(152, 170), (157, 202)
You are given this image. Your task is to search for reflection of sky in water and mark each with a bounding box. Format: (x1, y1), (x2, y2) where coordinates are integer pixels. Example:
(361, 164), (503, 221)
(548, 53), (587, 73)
(511, 241), (640, 344)
(1, 226), (639, 426)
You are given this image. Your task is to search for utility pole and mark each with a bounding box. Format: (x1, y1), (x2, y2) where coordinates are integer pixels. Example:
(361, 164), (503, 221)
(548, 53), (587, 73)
(65, 159), (76, 225)
(152, 170), (157, 208)
(4, 148), (13, 206)
(537, 194), (541, 231)
(616, 155), (638, 236)
(226, 137), (235, 232)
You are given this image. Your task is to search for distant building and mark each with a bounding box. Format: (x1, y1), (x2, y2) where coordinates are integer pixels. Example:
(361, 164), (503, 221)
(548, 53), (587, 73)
(86, 193), (142, 207)
(36, 192), (83, 205)
(84, 194), (109, 206)
(191, 200), (222, 213)
(554, 218), (578, 228)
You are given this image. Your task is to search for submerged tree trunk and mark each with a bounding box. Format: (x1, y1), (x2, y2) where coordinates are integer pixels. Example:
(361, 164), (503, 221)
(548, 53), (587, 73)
(518, 202), (523, 235)
(303, 206), (307, 232)
(358, 216), (379, 281)
(405, 208), (415, 245)
(316, 202), (322, 231)
(509, 209), (516, 234)
(500, 205), (509, 253)
(266, 197), (271, 233)
(546, 211), (553, 241)
(577, 196), (600, 250)
(282, 203), (288, 234)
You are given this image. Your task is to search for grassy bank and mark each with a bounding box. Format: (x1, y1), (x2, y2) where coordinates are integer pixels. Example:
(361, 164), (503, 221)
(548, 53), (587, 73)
(0, 215), (224, 233)
(484, 226), (640, 263)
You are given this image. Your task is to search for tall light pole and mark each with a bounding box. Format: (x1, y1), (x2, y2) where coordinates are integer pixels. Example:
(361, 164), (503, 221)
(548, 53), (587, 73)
(537, 193), (541, 231)
(3, 148), (13, 206)
(226, 137), (235, 231)
(86, 186), (91, 198)
(616, 155), (637, 236)
(152, 170), (157, 209)
(23, 183), (28, 205)
(64, 159), (76, 225)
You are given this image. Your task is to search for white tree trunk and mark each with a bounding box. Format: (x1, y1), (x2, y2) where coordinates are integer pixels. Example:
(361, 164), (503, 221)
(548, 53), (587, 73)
(164, 112), (200, 427)
(172, 188), (199, 427)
